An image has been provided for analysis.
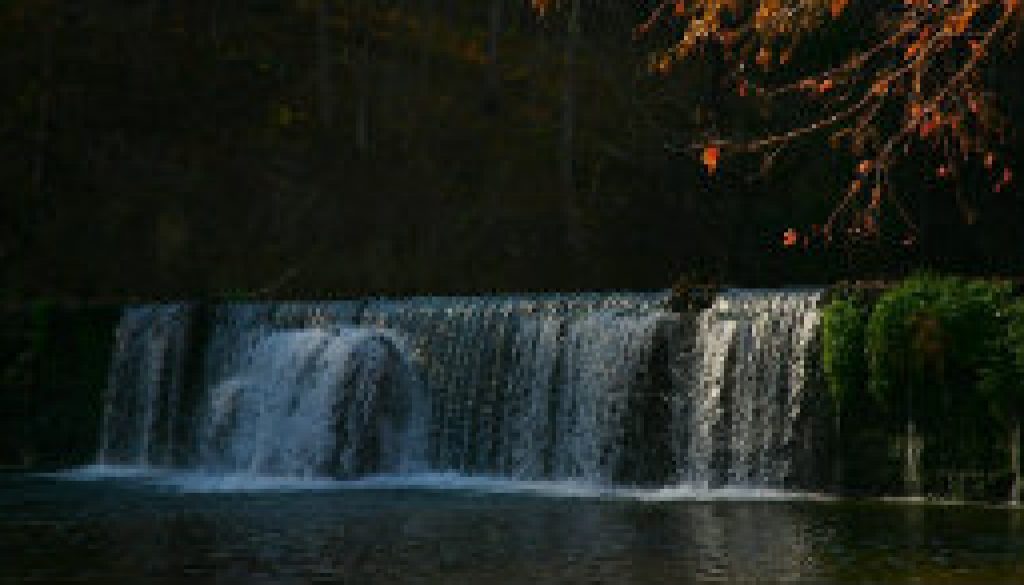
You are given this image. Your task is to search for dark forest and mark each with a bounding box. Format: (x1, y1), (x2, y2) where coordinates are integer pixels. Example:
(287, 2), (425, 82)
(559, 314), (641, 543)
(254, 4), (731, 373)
(3, 1), (1021, 300)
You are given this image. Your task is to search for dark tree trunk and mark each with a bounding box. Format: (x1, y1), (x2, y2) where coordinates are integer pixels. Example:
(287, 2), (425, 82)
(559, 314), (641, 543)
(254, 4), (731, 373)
(32, 7), (56, 218)
(419, 0), (433, 82)
(485, 0), (502, 113)
(832, 403), (843, 493)
(208, 0), (221, 45)
(1011, 417), (1020, 505)
(354, 1), (372, 153)
(562, 0), (584, 255)
(317, 0), (334, 128)
(905, 419), (922, 498)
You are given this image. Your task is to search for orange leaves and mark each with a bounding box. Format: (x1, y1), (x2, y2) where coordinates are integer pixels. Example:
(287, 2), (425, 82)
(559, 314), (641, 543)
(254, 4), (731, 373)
(951, 15), (971, 35)
(870, 185), (883, 209)
(718, 29), (740, 47)
(652, 54), (673, 75)
(915, 109), (957, 140)
(830, 0), (850, 19)
(798, 77), (835, 94)
(919, 117), (938, 138)
(755, 0), (782, 30)
(701, 145), (721, 175)
(994, 168), (1013, 192)
(904, 42), (920, 60)
(781, 227), (814, 249)
(943, 7), (975, 36)
(530, 0), (552, 17)
(861, 213), (877, 234)
(782, 228), (799, 247)
(631, 0), (1011, 243)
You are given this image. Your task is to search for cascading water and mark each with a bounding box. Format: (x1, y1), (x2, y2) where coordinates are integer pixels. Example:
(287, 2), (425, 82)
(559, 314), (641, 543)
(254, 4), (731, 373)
(98, 304), (194, 466)
(359, 294), (671, 479)
(199, 328), (425, 478)
(553, 312), (666, 482)
(93, 290), (826, 490)
(674, 291), (823, 487)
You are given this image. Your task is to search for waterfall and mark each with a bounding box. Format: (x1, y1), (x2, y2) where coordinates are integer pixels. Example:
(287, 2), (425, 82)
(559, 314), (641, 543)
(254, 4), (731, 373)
(95, 290), (825, 489)
(359, 294), (670, 479)
(680, 309), (737, 486)
(675, 291), (823, 487)
(553, 312), (665, 481)
(497, 313), (561, 478)
(199, 328), (425, 478)
(98, 304), (193, 466)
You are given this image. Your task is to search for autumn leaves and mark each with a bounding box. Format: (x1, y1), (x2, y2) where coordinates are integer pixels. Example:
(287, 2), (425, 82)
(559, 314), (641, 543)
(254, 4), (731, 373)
(701, 145), (720, 175)
(525, 1), (1021, 246)
(654, 1), (1018, 244)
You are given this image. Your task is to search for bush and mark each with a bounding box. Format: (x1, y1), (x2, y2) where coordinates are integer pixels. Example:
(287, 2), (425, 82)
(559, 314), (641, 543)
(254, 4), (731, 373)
(822, 296), (866, 413)
(866, 274), (1011, 429)
(1007, 301), (1024, 388)
(980, 299), (1024, 423)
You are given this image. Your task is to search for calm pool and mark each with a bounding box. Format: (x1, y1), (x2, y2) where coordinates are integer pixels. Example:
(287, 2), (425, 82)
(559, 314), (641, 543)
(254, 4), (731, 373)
(2, 472), (1023, 584)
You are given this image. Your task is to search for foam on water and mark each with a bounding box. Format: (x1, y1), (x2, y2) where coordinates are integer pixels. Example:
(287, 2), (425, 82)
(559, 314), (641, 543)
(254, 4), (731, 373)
(58, 465), (346, 492)
(58, 465), (829, 501)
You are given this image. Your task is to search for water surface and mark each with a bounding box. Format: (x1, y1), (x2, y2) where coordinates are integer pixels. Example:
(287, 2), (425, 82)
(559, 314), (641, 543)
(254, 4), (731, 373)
(3, 472), (1023, 584)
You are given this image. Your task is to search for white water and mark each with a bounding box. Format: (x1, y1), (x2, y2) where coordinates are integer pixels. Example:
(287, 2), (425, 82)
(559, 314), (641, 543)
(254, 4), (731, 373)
(554, 312), (665, 481)
(93, 290), (825, 494)
(198, 328), (426, 478)
(60, 465), (830, 501)
(676, 291), (823, 487)
(98, 304), (193, 466)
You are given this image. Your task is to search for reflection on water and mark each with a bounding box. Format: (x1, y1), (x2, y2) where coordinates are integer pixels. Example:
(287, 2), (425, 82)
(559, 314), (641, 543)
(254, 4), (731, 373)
(2, 474), (1023, 584)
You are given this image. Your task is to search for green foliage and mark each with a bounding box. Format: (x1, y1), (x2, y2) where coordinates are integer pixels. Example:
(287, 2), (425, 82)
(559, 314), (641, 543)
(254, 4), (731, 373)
(866, 274), (1012, 425)
(821, 296), (865, 411)
(979, 298), (1024, 423)
(1007, 301), (1024, 425)
(1008, 301), (1024, 378)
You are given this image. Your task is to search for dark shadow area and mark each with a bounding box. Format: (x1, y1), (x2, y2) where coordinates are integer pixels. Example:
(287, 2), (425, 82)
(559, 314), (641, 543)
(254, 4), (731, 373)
(1, 2), (1021, 300)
